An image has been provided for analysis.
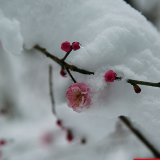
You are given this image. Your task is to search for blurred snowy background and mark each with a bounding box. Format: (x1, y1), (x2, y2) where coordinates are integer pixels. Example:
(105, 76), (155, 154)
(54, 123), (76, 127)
(0, 0), (160, 159)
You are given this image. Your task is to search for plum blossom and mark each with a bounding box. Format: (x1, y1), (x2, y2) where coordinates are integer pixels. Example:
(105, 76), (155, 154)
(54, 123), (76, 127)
(72, 42), (80, 50)
(61, 41), (72, 52)
(66, 83), (90, 112)
(104, 70), (117, 82)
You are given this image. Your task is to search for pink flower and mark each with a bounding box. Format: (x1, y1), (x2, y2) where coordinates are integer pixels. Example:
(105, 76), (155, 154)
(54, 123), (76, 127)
(61, 41), (72, 52)
(66, 83), (90, 112)
(104, 70), (117, 82)
(72, 42), (80, 50)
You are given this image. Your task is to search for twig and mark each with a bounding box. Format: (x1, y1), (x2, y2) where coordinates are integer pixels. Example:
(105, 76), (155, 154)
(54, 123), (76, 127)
(127, 79), (160, 88)
(61, 48), (72, 61)
(34, 45), (94, 75)
(49, 65), (56, 115)
(34, 45), (160, 89)
(65, 68), (77, 83)
(119, 116), (160, 158)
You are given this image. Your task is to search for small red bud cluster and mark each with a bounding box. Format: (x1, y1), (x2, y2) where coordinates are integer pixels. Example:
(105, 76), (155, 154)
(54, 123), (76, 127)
(61, 41), (80, 52)
(56, 119), (74, 142)
(56, 119), (86, 144)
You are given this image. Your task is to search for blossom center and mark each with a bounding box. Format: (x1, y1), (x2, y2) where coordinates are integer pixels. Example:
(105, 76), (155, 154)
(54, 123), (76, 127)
(75, 92), (82, 106)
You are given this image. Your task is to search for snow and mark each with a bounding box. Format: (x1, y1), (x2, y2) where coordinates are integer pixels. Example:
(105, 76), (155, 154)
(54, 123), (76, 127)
(0, 0), (160, 159)
(0, 10), (23, 55)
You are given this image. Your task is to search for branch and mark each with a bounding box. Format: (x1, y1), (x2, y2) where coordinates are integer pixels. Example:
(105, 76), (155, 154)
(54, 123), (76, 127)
(127, 79), (160, 88)
(61, 48), (72, 61)
(119, 116), (160, 158)
(49, 65), (56, 115)
(65, 68), (77, 83)
(34, 45), (94, 75)
(34, 45), (160, 89)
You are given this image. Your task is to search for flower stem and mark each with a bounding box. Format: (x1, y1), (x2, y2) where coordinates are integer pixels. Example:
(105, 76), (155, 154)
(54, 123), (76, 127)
(66, 68), (77, 83)
(127, 79), (160, 88)
(61, 48), (72, 61)
(34, 45), (94, 75)
(49, 65), (56, 115)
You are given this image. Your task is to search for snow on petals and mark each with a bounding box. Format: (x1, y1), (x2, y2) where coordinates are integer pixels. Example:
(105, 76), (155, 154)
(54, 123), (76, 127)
(66, 83), (90, 113)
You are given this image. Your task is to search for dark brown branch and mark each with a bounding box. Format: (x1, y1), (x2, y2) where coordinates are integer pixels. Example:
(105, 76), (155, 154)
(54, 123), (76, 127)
(34, 45), (94, 75)
(127, 79), (160, 88)
(119, 116), (160, 158)
(49, 65), (56, 115)
(66, 68), (77, 83)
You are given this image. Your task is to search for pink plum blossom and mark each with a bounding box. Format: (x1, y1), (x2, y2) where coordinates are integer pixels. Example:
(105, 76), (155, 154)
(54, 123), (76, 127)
(104, 70), (117, 82)
(66, 82), (90, 112)
(72, 42), (80, 50)
(61, 41), (72, 52)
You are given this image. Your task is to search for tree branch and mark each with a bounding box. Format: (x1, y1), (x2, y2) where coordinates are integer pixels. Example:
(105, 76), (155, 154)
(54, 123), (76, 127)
(127, 79), (160, 88)
(65, 68), (77, 83)
(49, 65), (56, 115)
(119, 116), (160, 158)
(34, 45), (94, 75)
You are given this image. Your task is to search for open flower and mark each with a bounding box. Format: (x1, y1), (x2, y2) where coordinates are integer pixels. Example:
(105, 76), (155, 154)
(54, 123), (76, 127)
(66, 83), (90, 112)
(104, 70), (117, 82)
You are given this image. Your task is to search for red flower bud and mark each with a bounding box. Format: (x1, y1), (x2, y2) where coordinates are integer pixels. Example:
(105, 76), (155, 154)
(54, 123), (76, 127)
(133, 84), (141, 93)
(60, 68), (67, 77)
(104, 70), (117, 82)
(81, 138), (86, 144)
(61, 41), (72, 52)
(56, 120), (62, 127)
(72, 42), (80, 51)
(0, 140), (6, 146)
(66, 130), (73, 142)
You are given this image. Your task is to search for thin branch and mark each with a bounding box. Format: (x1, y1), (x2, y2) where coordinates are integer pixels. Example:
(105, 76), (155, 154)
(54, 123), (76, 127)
(61, 48), (72, 61)
(49, 65), (56, 115)
(66, 68), (77, 83)
(119, 116), (160, 158)
(127, 79), (160, 88)
(34, 45), (160, 89)
(34, 45), (94, 75)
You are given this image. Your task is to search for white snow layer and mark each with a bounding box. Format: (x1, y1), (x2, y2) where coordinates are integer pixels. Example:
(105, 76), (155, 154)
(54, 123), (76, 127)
(0, 10), (23, 55)
(0, 0), (160, 157)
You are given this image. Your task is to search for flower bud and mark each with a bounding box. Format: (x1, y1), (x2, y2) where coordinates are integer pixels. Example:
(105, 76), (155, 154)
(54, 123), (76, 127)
(133, 84), (141, 93)
(72, 42), (80, 50)
(66, 130), (73, 142)
(0, 140), (6, 146)
(60, 68), (67, 77)
(61, 41), (72, 52)
(104, 70), (117, 82)
(56, 119), (62, 127)
(81, 138), (86, 144)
